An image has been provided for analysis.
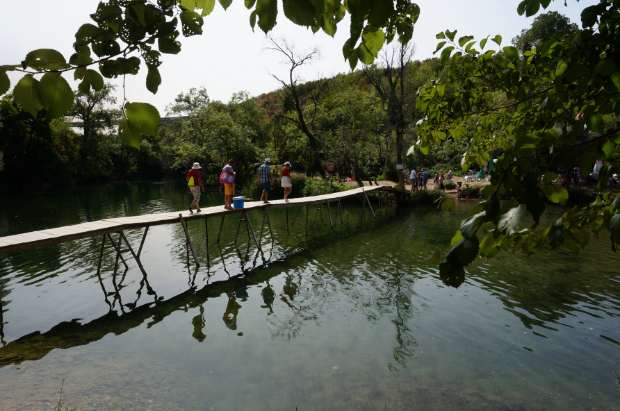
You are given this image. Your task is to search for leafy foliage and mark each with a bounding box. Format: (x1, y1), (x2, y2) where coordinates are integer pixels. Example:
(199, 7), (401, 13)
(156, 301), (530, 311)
(416, 1), (620, 271)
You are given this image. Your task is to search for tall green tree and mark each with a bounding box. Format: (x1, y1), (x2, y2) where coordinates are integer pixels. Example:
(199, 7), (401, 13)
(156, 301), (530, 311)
(512, 11), (578, 53)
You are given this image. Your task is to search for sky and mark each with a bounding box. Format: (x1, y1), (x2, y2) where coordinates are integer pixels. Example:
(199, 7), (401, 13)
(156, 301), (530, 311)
(1, 0), (597, 115)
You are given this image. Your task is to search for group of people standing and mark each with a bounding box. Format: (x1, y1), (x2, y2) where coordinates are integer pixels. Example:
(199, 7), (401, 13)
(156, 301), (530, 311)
(185, 158), (294, 213)
(408, 169), (452, 192)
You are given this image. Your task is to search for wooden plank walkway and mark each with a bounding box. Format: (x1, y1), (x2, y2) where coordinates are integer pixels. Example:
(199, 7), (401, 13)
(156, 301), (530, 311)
(0, 186), (384, 255)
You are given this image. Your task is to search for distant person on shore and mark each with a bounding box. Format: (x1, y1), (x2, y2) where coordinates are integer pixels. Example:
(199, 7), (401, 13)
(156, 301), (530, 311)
(326, 163), (334, 181)
(464, 184), (470, 200)
(186, 162), (204, 214)
(456, 182), (463, 200)
(281, 161), (292, 202)
(434, 171), (440, 188)
(446, 170), (453, 180)
(409, 168), (418, 193)
(259, 158), (273, 203)
(350, 164), (356, 182)
(422, 169), (429, 189)
(438, 170), (446, 192)
(221, 159), (236, 209)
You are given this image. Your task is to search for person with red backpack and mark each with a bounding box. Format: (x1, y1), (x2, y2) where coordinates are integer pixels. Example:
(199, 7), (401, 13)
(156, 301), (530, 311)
(221, 159), (236, 209)
(187, 162), (204, 214)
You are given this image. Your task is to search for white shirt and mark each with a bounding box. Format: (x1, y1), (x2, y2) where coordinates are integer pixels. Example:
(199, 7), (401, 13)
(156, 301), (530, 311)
(410, 170), (417, 179)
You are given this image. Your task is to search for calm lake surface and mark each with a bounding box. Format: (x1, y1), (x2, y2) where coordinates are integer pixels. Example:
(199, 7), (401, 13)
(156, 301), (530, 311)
(0, 180), (619, 410)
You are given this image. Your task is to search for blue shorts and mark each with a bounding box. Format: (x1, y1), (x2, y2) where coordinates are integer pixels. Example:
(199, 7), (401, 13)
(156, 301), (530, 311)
(423, 178), (428, 186)
(262, 181), (271, 192)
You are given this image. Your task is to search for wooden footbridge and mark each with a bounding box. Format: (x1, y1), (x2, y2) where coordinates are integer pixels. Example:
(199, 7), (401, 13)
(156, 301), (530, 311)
(0, 186), (387, 274)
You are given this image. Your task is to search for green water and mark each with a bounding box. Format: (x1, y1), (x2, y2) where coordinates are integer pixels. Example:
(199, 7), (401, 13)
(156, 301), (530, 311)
(0, 180), (619, 410)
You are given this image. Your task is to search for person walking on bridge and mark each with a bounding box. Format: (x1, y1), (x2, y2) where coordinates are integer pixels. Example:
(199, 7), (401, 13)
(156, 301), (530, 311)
(259, 158), (273, 203)
(281, 161), (293, 202)
(187, 162), (204, 214)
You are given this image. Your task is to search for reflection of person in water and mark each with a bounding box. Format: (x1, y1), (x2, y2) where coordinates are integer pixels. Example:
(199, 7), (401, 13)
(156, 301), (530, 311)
(192, 305), (207, 342)
(261, 281), (275, 314)
(283, 275), (299, 300)
(223, 292), (242, 330)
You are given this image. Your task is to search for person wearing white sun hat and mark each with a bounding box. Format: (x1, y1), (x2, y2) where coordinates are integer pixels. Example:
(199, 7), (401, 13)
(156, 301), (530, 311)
(186, 162), (204, 213)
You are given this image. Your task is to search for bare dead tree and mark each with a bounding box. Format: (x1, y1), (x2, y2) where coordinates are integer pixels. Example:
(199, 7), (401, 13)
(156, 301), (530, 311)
(363, 43), (416, 188)
(264, 36), (330, 177)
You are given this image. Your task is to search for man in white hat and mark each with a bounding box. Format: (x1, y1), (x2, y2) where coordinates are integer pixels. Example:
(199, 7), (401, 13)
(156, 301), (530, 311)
(258, 158), (273, 203)
(186, 162), (204, 213)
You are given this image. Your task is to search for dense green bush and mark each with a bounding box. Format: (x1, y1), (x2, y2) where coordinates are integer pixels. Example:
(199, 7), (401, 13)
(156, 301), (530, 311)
(466, 186), (481, 198)
(444, 180), (456, 190)
(302, 178), (355, 196)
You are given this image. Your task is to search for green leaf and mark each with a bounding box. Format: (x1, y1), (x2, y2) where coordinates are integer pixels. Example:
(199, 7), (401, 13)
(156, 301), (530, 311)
(451, 230), (464, 246)
(461, 211), (486, 237)
(445, 30), (457, 42)
(256, 0), (278, 33)
(433, 41), (446, 54)
(540, 0), (551, 8)
(479, 233), (498, 258)
(446, 236), (480, 267)
(480, 37), (488, 50)
(517, 0), (527, 15)
(321, 15), (337, 37)
(180, 0), (196, 10)
(498, 205), (525, 236)
(440, 46), (454, 65)
(503, 46), (519, 61)
(581, 5), (599, 28)
(69, 52), (93, 66)
(78, 69), (104, 93)
(244, 0), (257, 9)
(440, 197), (456, 212)
(146, 66), (161, 94)
(22, 49), (70, 71)
(13, 74), (43, 117)
(423, 250), (442, 264)
(542, 172), (558, 184)
(525, 0), (540, 17)
(586, 112), (604, 133)
(491, 35), (502, 46)
(458, 36), (473, 47)
(283, 0), (316, 26)
(541, 184), (568, 205)
(249, 10), (257, 30)
(219, 0), (233, 10)
(368, 0), (393, 27)
(118, 117), (142, 149)
(613, 193), (620, 210)
(362, 25), (385, 57)
(125, 102), (161, 136)
(595, 60), (616, 77)
(158, 37), (182, 54)
(602, 140), (616, 158)
(197, 0), (216, 15)
(180, 11), (204, 36)
(75, 23), (103, 40)
(436, 32), (445, 40)
(100, 57), (141, 78)
(38, 72), (74, 119)
(0, 70), (9, 96)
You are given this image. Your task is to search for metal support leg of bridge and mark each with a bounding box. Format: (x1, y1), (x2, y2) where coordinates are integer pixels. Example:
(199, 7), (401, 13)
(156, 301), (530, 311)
(216, 215), (226, 243)
(337, 200), (344, 224)
(362, 188), (376, 218)
(327, 201), (334, 229)
(205, 217), (210, 262)
(137, 226), (149, 258)
(97, 232), (130, 276)
(179, 214), (200, 268)
(306, 204), (309, 231)
(313, 206), (324, 226)
(259, 209), (274, 247)
(291, 206), (302, 226)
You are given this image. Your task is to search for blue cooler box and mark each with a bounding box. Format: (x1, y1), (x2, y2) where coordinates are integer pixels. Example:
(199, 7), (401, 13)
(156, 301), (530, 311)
(233, 196), (244, 209)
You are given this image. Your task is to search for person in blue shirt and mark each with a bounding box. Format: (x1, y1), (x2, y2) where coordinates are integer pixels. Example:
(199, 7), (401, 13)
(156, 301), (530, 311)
(258, 158), (273, 203)
(422, 169), (429, 189)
